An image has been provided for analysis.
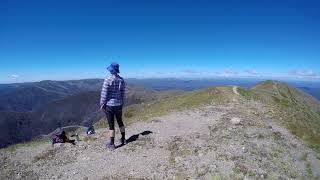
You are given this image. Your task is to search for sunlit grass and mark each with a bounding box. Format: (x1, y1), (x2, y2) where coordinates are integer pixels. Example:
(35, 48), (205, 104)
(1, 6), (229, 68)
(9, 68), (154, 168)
(242, 80), (320, 155)
(4, 138), (50, 153)
(96, 86), (233, 128)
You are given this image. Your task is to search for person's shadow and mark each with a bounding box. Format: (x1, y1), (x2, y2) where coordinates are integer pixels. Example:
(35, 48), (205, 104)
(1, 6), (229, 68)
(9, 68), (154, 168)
(116, 130), (153, 149)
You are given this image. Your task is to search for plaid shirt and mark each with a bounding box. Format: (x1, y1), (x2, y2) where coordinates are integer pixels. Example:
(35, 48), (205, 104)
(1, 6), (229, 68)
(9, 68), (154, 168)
(100, 74), (125, 107)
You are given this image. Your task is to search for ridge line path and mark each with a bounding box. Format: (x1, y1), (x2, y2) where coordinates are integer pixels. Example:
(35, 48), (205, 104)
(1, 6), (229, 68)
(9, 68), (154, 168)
(233, 86), (240, 95)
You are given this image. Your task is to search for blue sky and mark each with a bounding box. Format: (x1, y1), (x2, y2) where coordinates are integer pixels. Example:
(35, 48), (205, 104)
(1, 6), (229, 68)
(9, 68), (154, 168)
(1, 0), (320, 83)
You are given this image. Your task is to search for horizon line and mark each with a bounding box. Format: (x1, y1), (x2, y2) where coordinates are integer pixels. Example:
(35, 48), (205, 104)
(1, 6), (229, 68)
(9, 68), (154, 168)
(1, 76), (320, 85)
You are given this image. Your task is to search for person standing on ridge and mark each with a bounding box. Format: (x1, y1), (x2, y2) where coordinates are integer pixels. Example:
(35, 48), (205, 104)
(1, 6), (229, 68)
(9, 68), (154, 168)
(100, 63), (126, 150)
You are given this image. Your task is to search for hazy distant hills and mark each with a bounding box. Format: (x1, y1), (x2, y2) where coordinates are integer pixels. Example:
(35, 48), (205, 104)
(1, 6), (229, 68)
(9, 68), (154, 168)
(127, 78), (320, 100)
(0, 79), (103, 112)
(0, 79), (171, 148)
(298, 86), (320, 101)
(0, 79), (318, 113)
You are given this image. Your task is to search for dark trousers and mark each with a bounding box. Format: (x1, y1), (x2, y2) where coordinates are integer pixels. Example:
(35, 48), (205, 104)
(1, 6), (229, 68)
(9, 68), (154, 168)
(105, 105), (124, 130)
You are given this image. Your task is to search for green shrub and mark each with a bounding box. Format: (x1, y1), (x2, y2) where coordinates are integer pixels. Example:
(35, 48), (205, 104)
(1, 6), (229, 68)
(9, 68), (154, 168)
(238, 88), (253, 99)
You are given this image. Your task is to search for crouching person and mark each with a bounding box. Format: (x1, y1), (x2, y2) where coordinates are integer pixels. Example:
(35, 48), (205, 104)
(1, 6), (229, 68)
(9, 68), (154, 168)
(100, 63), (126, 150)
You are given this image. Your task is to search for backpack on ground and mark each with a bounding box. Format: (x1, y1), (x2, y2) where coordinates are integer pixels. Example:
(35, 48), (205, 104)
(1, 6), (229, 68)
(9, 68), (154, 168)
(87, 125), (95, 135)
(51, 128), (76, 146)
(51, 128), (66, 144)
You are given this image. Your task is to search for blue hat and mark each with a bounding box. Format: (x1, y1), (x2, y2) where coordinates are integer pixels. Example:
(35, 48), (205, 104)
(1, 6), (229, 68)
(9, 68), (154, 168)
(107, 63), (120, 74)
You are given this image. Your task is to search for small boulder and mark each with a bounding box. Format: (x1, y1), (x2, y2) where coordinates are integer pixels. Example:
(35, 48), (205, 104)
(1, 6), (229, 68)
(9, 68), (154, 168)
(230, 117), (241, 125)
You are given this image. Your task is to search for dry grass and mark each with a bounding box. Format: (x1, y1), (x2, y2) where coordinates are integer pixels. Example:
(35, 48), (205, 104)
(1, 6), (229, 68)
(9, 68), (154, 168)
(83, 135), (98, 142)
(240, 80), (320, 155)
(96, 86), (233, 128)
(4, 138), (50, 153)
(33, 148), (58, 162)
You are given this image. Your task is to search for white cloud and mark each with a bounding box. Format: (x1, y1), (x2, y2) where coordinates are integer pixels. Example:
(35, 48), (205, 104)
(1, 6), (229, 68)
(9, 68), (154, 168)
(289, 69), (317, 78)
(244, 69), (259, 75)
(180, 69), (202, 75)
(9, 74), (19, 78)
(125, 68), (319, 80)
(215, 69), (239, 77)
(155, 71), (166, 75)
(224, 69), (238, 75)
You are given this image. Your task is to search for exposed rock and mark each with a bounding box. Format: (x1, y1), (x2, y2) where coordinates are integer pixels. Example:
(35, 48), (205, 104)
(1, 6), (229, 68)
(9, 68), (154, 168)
(230, 117), (241, 125)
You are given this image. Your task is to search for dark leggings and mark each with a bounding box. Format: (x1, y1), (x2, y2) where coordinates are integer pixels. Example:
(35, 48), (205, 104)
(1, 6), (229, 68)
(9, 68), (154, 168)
(105, 105), (124, 130)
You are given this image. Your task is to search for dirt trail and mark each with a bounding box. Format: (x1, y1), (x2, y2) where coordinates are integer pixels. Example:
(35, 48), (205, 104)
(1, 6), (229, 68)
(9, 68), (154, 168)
(1, 96), (320, 179)
(233, 86), (240, 95)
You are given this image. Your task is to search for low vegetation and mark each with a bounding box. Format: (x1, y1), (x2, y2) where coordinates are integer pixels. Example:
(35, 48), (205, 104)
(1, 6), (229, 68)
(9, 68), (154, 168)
(237, 87), (257, 100)
(241, 80), (320, 155)
(83, 135), (98, 142)
(4, 138), (50, 153)
(96, 86), (234, 128)
(33, 148), (58, 162)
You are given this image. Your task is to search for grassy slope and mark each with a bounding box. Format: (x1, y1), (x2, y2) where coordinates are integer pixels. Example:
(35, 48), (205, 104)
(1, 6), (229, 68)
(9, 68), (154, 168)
(95, 86), (234, 128)
(3, 138), (50, 153)
(239, 80), (320, 154)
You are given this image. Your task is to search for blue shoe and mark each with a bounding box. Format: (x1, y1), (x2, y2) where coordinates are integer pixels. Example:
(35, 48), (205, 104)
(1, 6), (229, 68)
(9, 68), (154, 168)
(106, 142), (115, 150)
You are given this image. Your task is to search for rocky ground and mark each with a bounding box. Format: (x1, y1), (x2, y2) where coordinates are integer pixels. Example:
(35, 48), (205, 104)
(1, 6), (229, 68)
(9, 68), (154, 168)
(1, 88), (320, 179)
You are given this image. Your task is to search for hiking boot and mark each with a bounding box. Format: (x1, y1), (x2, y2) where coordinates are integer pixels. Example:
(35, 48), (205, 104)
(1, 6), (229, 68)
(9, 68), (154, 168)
(120, 138), (127, 145)
(106, 143), (115, 150)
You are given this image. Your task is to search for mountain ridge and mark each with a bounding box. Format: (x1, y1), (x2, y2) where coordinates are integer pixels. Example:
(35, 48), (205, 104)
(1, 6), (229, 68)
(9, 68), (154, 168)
(1, 80), (320, 179)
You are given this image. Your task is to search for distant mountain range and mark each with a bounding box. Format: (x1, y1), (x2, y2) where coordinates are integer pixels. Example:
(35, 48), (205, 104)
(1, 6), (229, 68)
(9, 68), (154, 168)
(0, 79), (102, 112)
(127, 78), (320, 100)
